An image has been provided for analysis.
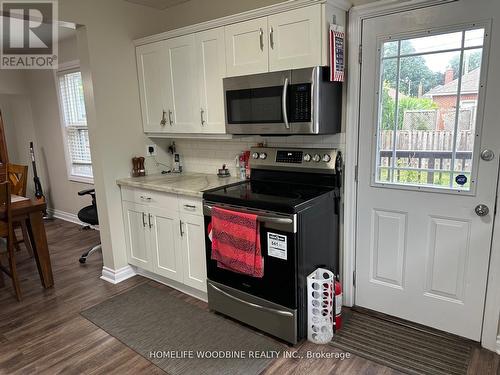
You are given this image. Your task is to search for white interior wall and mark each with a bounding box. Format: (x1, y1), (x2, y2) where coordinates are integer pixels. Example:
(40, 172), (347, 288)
(58, 0), (181, 270)
(25, 34), (94, 217)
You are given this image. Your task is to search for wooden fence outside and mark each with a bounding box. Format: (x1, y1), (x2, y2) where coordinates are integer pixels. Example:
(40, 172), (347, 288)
(378, 130), (474, 185)
(379, 130), (474, 152)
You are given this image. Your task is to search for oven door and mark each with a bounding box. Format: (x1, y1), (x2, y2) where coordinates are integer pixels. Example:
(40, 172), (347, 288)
(203, 201), (297, 309)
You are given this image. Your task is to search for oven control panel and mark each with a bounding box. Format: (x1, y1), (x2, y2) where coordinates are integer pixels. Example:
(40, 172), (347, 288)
(250, 147), (338, 173)
(276, 150), (303, 164)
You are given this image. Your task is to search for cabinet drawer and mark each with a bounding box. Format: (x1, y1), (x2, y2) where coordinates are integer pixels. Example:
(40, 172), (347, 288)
(121, 187), (178, 209)
(178, 196), (203, 216)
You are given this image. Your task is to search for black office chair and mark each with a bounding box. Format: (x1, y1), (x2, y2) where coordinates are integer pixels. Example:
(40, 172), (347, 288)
(77, 188), (101, 264)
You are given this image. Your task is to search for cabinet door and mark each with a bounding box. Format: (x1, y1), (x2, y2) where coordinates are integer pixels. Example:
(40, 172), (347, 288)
(225, 17), (269, 77)
(165, 34), (199, 133)
(122, 201), (152, 271)
(149, 206), (183, 282)
(136, 41), (170, 133)
(268, 5), (322, 72)
(179, 213), (207, 292)
(195, 28), (227, 134)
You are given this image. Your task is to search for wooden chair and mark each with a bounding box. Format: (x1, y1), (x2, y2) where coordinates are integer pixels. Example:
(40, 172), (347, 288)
(7, 163), (34, 257)
(0, 181), (22, 301)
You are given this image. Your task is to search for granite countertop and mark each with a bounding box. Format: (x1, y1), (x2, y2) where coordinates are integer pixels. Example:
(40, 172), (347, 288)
(116, 172), (244, 198)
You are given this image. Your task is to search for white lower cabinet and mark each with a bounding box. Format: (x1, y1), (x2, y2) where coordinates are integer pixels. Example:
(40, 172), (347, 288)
(122, 201), (153, 271)
(179, 213), (206, 291)
(122, 188), (207, 293)
(149, 206), (184, 283)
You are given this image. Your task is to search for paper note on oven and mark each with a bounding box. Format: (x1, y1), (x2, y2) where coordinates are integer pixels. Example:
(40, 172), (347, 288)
(267, 232), (287, 260)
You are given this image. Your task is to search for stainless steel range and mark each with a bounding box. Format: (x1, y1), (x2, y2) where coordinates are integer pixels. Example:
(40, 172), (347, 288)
(203, 147), (341, 344)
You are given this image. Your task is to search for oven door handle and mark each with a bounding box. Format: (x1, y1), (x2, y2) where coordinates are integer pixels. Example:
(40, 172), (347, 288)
(209, 282), (294, 317)
(282, 77), (290, 129)
(204, 204), (293, 225)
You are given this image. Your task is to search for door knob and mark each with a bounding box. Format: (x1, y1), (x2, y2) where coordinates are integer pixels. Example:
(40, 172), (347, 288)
(481, 149), (495, 161)
(475, 204), (489, 217)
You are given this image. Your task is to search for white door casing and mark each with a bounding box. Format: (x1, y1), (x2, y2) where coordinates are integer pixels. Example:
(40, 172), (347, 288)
(268, 5), (322, 72)
(355, 0), (500, 341)
(195, 27), (227, 134)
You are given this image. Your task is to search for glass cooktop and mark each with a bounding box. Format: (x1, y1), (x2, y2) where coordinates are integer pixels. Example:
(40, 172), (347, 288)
(203, 180), (335, 213)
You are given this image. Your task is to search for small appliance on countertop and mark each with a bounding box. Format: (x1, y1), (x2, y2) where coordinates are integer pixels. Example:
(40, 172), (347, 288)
(203, 147), (342, 344)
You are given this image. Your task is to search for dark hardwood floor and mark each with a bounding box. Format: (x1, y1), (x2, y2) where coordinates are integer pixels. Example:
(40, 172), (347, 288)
(0, 219), (498, 374)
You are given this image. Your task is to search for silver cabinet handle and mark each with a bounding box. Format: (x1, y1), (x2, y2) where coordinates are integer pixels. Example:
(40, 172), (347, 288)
(142, 212), (147, 228)
(184, 204), (196, 210)
(168, 110), (173, 125)
(148, 213), (153, 228)
(282, 77), (289, 129)
(179, 220), (184, 236)
(200, 108), (205, 125)
(209, 282), (294, 317)
(269, 27), (274, 49)
(259, 28), (264, 51)
(140, 195), (151, 201)
(160, 110), (167, 126)
(204, 204), (292, 224)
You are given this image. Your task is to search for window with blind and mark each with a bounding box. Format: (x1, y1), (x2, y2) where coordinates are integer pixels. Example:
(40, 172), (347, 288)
(56, 67), (93, 183)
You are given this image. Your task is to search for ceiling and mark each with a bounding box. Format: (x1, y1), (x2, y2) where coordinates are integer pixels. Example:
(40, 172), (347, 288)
(124, 0), (190, 10)
(123, 0), (381, 10)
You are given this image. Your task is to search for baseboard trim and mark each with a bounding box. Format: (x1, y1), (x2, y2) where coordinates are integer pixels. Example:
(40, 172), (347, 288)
(496, 335), (500, 354)
(47, 208), (83, 225)
(47, 208), (99, 230)
(133, 266), (207, 302)
(100, 265), (136, 284)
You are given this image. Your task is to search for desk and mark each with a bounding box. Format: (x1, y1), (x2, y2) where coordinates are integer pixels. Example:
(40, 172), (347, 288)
(0, 198), (53, 288)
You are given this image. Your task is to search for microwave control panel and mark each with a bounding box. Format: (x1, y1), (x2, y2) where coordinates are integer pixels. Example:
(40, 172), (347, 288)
(289, 83), (311, 122)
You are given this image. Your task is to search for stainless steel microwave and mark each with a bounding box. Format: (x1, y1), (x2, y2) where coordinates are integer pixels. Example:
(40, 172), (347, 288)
(223, 66), (342, 135)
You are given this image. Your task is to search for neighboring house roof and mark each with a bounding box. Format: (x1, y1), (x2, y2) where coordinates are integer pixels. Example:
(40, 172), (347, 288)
(424, 68), (480, 97)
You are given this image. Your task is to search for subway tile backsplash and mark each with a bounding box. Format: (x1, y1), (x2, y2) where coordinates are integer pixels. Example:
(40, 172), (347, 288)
(171, 133), (345, 176)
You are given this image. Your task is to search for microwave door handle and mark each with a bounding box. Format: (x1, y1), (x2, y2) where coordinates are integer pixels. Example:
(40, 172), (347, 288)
(282, 77), (290, 129)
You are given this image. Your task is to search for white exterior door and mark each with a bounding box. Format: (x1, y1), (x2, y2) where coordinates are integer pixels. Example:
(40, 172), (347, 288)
(136, 41), (170, 133)
(179, 213), (207, 292)
(268, 5), (321, 72)
(165, 35), (199, 133)
(356, 0), (500, 340)
(195, 27), (227, 134)
(122, 201), (152, 271)
(225, 17), (269, 77)
(149, 206), (183, 282)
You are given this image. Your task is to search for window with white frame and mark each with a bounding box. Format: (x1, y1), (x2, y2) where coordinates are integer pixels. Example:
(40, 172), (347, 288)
(56, 65), (93, 183)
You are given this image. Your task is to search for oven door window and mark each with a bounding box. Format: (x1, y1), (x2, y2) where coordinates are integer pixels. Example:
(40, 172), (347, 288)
(226, 86), (283, 124)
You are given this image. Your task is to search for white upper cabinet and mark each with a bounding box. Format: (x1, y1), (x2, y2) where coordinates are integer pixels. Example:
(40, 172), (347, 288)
(136, 41), (170, 133)
(268, 5), (322, 72)
(195, 28), (227, 134)
(225, 17), (269, 77)
(165, 35), (199, 133)
(135, 1), (346, 133)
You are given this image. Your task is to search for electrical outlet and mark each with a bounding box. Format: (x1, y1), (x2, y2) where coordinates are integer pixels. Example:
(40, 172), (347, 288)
(146, 144), (157, 156)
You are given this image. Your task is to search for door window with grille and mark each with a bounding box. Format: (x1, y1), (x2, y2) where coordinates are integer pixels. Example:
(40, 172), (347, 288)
(56, 66), (93, 183)
(374, 27), (486, 192)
